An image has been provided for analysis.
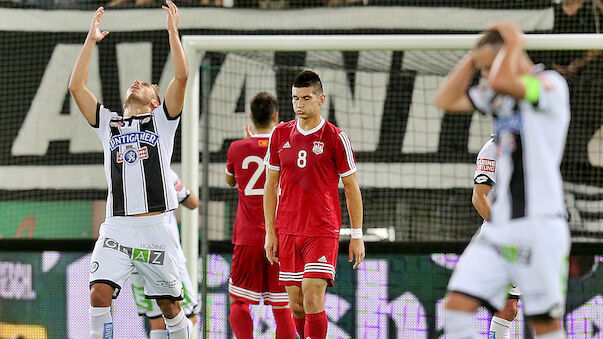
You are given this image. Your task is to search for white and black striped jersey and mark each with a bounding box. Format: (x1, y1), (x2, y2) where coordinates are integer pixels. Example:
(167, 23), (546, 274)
(468, 69), (570, 223)
(92, 102), (180, 217)
(474, 137), (497, 204)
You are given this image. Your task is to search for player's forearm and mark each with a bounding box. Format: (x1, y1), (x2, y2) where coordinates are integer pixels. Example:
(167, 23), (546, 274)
(472, 194), (491, 220)
(263, 184), (278, 233)
(489, 45), (521, 91)
(434, 52), (475, 110)
(168, 29), (188, 81)
(343, 180), (363, 229)
(68, 39), (96, 92)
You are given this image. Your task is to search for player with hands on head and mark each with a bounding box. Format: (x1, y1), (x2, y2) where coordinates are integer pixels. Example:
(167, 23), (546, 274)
(69, 2), (193, 338)
(225, 92), (296, 339)
(434, 21), (571, 339)
(264, 70), (365, 339)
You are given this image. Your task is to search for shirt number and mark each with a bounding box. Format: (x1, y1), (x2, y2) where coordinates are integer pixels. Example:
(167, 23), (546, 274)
(242, 155), (265, 196)
(297, 150), (307, 168)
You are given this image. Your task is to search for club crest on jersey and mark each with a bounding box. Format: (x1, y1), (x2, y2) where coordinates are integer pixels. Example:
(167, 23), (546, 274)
(312, 141), (324, 155)
(109, 131), (159, 150)
(117, 147), (149, 165)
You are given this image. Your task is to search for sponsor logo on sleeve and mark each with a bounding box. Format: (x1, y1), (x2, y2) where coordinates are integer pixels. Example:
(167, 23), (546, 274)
(476, 158), (495, 172)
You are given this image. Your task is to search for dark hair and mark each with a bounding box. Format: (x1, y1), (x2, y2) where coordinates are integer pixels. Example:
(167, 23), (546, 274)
(293, 70), (323, 94)
(250, 92), (278, 128)
(476, 29), (504, 49)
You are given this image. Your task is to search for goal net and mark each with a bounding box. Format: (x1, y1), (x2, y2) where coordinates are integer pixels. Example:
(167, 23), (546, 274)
(181, 34), (603, 250)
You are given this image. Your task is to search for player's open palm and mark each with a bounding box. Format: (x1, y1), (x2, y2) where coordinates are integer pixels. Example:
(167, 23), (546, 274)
(88, 7), (109, 42)
(162, 0), (180, 32)
(349, 238), (365, 269)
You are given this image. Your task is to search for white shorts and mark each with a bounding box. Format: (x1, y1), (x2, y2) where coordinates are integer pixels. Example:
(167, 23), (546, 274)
(475, 223), (521, 300)
(89, 214), (183, 300)
(130, 212), (198, 318)
(130, 265), (198, 318)
(448, 217), (570, 318)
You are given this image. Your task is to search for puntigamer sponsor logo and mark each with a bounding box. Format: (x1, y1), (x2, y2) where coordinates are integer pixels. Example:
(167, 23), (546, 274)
(103, 238), (165, 265)
(109, 131), (159, 150)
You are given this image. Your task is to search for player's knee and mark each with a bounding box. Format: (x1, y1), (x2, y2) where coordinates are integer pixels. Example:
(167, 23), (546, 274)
(444, 292), (480, 313)
(157, 299), (181, 319)
(89, 283), (114, 307)
(288, 301), (305, 318)
(496, 299), (519, 321)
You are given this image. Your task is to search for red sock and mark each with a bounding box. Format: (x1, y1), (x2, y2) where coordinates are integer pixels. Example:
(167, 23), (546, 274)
(304, 311), (327, 339)
(229, 301), (253, 339)
(272, 308), (296, 339)
(294, 316), (306, 338)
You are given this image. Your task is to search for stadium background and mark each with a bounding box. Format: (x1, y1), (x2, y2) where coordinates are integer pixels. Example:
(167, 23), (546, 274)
(0, 0), (602, 338)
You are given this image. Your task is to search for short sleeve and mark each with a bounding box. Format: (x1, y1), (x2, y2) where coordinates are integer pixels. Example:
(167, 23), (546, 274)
(468, 85), (495, 116)
(535, 71), (569, 113)
(225, 144), (235, 176)
(93, 103), (120, 130)
(153, 102), (180, 135)
(264, 128), (280, 171)
(474, 139), (496, 186)
(335, 131), (357, 177)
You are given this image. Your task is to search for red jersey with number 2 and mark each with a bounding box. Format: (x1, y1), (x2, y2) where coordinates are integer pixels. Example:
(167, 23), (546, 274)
(264, 118), (357, 238)
(226, 134), (271, 246)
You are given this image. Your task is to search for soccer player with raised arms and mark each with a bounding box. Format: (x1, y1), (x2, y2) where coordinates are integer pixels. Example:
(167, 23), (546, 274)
(69, 2), (192, 338)
(434, 22), (570, 338)
(225, 92), (296, 339)
(264, 70), (365, 339)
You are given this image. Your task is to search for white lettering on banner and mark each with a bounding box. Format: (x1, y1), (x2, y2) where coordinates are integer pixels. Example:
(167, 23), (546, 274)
(0, 262), (36, 300)
(11, 44), (102, 155)
(308, 51), (389, 152)
(356, 259), (428, 338)
(205, 52), (276, 152)
(402, 75), (444, 154)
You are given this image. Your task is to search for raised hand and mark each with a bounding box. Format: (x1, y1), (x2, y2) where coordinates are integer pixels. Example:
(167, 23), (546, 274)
(88, 7), (110, 43)
(162, 0), (180, 33)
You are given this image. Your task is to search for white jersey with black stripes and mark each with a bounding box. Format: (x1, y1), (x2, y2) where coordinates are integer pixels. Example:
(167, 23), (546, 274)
(92, 102), (180, 217)
(468, 69), (570, 224)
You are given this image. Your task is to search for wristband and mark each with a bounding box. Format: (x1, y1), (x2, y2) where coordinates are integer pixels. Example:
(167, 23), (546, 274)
(351, 228), (363, 239)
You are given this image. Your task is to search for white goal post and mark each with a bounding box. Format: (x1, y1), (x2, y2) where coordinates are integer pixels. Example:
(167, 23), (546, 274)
(179, 33), (603, 337)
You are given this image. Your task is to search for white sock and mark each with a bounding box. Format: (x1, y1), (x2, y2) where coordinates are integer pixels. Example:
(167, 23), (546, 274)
(489, 316), (511, 339)
(535, 329), (566, 339)
(89, 306), (113, 339)
(164, 310), (193, 339)
(149, 329), (168, 339)
(443, 309), (478, 339)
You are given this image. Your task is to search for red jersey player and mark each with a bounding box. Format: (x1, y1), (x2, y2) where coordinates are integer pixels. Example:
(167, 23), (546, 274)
(264, 70), (365, 339)
(225, 92), (295, 339)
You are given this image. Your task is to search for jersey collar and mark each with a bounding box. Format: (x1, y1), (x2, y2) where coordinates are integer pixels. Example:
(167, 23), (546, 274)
(252, 133), (271, 138)
(296, 117), (325, 136)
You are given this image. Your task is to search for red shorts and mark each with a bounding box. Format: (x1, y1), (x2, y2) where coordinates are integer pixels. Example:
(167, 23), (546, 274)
(278, 234), (339, 287)
(229, 244), (288, 306)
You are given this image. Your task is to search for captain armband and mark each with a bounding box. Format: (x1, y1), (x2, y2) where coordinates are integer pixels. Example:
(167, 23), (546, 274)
(520, 75), (540, 104)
